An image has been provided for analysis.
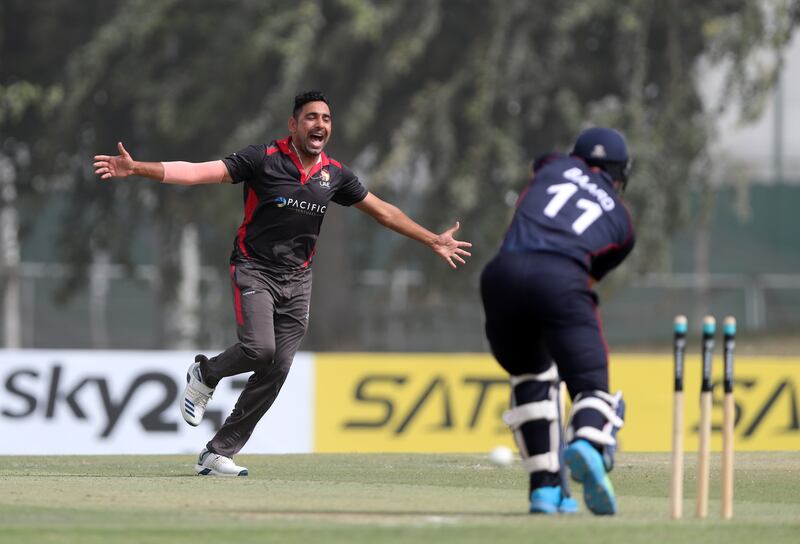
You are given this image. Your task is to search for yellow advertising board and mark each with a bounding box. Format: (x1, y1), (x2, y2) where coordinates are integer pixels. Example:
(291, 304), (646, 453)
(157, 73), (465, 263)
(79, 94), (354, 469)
(315, 354), (514, 452)
(314, 353), (800, 453)
(614, 354), (800, 452)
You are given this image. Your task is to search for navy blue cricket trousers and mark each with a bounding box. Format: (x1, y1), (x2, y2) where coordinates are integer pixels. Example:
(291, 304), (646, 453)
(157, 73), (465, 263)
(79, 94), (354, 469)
(480, 251), (609, 398)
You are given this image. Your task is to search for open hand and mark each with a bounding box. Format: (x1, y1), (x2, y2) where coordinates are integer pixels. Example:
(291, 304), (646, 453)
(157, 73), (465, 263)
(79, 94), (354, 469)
(432, 221), (473, 268)
(93, 142), (135, 179)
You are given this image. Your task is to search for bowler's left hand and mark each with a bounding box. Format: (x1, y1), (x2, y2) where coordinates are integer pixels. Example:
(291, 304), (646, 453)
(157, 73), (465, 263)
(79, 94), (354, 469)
(433, 221), (472, 268)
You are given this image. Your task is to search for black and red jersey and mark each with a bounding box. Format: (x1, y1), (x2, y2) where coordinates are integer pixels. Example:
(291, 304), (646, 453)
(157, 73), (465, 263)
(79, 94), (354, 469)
(500, 155), (634, 280)
(222, 137), (368, 273)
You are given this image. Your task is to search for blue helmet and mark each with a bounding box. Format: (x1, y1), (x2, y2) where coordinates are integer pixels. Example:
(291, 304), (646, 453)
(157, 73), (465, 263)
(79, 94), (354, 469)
(571, 127), (632, 190)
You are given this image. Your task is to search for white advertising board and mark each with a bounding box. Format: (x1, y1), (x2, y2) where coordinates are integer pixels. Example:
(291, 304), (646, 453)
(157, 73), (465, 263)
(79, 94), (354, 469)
(0, 350), (314, 455)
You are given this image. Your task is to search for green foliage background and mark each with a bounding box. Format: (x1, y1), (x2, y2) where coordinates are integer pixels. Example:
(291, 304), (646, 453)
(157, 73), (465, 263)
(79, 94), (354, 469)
(2, 0), (798, 348)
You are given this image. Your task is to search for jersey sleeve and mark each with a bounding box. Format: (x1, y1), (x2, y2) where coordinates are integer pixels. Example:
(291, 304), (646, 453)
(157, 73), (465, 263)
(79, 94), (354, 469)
(532, 152), (568, 172)
(332, 165), (368, 206)
(589, 210), (635, 280)
(221, 144), (268, 184)
(590, 236), (634, 280)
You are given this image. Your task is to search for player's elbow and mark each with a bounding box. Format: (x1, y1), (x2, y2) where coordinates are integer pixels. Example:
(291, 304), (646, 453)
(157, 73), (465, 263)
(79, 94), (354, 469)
(371, 204), (401, 229)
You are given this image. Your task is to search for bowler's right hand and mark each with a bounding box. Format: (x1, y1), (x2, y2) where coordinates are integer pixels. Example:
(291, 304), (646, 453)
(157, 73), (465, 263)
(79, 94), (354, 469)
(93, 142), (135, 179)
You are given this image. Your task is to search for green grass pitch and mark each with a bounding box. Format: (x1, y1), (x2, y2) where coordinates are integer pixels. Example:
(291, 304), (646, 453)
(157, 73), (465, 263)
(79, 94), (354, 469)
(0, 452), (798, 543)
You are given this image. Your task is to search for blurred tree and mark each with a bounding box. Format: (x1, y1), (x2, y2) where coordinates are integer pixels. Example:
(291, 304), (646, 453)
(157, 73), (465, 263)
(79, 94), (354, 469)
(1, 0), (120, 345)
(7, 0), (798, 349)
(319, 0), (799, 277)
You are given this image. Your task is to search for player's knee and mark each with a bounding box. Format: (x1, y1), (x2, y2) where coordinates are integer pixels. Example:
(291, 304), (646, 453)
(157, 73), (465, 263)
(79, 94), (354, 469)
(241, 342), (276, 367)
(564, 372), (608, 397)
(271, 353), (293, 375)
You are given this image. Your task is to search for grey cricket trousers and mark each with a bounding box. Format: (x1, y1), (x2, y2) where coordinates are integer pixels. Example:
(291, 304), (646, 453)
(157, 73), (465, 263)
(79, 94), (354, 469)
(200, 262), (311, 457)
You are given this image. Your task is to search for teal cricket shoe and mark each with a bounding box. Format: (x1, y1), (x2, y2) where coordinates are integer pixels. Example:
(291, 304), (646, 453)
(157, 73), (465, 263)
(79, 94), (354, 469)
(559, 495), (579, 514)
(530, 486), (580, 515)
(564, 439), (617, 515)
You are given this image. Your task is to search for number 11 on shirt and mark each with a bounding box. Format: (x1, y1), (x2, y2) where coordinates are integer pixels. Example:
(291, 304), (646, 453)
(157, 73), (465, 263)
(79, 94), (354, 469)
(544, 182), (603, 235)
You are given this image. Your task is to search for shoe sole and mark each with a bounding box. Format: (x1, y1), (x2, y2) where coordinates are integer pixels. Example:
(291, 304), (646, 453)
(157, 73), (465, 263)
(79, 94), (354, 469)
(529, 500), (558, 515)
(558, 497), (579, 514)
(564, 441), (617, 515)
(530, 497), (579, 515)
(194, 464), (248, 477)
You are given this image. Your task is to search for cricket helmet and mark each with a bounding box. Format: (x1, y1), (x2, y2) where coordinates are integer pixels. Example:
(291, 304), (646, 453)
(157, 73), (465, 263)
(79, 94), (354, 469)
(571, 127), (632, 191)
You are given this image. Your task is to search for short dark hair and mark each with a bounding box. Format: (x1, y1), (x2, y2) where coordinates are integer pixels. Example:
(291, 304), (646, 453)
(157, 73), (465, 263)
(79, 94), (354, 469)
(293, 90), (330, 118)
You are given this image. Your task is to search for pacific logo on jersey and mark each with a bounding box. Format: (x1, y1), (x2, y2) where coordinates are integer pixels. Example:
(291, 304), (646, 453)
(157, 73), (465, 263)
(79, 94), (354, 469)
(273, 196), (327, 215)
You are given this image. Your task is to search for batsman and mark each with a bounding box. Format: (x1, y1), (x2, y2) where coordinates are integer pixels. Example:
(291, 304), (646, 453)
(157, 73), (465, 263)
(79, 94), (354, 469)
(480, 128), (635, 515)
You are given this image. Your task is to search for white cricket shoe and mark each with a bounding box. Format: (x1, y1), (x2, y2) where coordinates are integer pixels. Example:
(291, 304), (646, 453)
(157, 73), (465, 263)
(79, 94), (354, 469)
(195, 448), (249, 477)
(181, 357), (214, 426)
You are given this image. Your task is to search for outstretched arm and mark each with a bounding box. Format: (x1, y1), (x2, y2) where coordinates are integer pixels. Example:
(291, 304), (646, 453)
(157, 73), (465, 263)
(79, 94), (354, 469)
(93, 142), (232, 185)
(354, 192), (472, 269)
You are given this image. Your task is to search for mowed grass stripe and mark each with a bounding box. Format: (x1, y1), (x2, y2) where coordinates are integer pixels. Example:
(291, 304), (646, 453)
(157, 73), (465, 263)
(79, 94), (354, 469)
(0, 452), (798, 544)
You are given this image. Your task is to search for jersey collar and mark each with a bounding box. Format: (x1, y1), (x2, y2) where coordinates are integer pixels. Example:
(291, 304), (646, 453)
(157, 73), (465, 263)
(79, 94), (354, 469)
(277, 136), (330, 185)
(570, 155), (615, 187)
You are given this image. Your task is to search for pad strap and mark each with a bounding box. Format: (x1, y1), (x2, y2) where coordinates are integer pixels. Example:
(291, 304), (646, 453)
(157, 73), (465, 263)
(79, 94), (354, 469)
(574, 426), (617, 446)
(502, 400), (558, 428)
(570, 396), (624, 428)
(522, 451), (560, 473)
(566, 390), (625, 448)
(509, 366), (559, 387)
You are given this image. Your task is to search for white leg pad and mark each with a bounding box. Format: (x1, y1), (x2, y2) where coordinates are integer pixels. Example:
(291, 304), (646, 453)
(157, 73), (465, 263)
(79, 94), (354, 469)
(522, 451), (560, 473)
(505, 364), (562, 474)
(566, 390), (624, 448)
(502, 399), (558, 427)
(509, 366), (559, 387)
(574, 426), (617, 447)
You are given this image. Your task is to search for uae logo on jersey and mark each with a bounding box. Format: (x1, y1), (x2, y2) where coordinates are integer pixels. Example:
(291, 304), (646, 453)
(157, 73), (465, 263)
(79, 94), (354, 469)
(318, 169), (331, 189)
